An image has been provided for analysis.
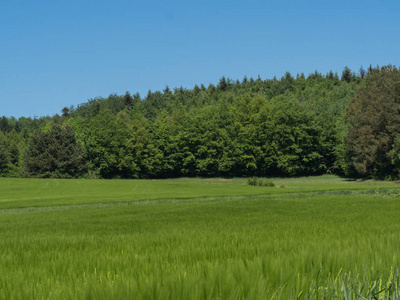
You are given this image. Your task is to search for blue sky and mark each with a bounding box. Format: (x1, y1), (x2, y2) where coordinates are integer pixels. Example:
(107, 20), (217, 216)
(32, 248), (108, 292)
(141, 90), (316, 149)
(1, 0), (399, 118)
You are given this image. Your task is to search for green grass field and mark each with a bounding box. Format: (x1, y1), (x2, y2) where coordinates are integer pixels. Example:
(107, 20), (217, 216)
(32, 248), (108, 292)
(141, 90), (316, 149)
(1, 175), (400, 299)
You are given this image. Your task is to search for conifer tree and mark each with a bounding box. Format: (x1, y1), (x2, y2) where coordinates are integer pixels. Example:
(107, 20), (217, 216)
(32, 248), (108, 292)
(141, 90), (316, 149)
(24, 124), (82, 178)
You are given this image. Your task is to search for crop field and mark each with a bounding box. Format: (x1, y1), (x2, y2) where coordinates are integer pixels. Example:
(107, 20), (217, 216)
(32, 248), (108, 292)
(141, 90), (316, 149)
(1, 175), (400, 299)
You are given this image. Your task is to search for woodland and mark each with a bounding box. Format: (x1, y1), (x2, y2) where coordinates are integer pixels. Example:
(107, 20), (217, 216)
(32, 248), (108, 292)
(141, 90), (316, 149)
(1, 65), (399, 180)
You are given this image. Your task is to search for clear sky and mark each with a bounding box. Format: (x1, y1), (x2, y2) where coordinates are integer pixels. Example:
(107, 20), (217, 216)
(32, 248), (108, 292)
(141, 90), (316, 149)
(1, 0), (399, 118)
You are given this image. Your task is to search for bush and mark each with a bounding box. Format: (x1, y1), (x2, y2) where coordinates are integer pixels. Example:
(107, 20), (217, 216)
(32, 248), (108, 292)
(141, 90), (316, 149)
(248, 177), (275, 187)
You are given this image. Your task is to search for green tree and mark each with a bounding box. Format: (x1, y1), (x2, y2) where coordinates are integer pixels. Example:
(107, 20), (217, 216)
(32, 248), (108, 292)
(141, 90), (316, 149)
(345, 65), (400, 178)
(0, 116), (11, 132)
(0, 132), (9, 175)
(24, 124), (83, 178)
(124, 91), (134, 107)
(61, 107), (71, 117)
(359, 66), (366, 79)
(230, 94), (267, 175)
(256, 92), (337, 176)
(341, 66), (354, 83)
(218, 76), (228, 91)
(4, 130), (23, 177)
(152, 111), (179, 177)
(124, 113), (163, 178)
(82, 109), (135, 178)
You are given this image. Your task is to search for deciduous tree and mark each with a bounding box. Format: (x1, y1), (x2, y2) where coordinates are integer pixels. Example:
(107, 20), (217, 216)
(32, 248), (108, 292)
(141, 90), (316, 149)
(346, 65), (400, 178)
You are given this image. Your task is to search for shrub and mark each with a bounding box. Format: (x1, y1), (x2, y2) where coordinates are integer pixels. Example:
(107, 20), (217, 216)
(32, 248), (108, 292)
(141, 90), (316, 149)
(248, 177), (275, 187)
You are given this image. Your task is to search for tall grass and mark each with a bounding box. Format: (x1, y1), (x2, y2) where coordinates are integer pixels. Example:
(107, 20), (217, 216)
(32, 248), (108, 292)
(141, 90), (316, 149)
(0, 177), (288, 210)
(0, 177), (400, 299)
(1, 175), (398, 209)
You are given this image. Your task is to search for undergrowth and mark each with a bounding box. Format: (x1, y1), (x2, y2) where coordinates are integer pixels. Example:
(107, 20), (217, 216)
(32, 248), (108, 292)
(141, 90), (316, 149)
(248, 177), (275, 187)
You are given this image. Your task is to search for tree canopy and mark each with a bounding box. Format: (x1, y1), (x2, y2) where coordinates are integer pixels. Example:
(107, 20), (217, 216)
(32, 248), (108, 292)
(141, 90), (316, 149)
(345, 65), (400, 179)
(2, 65), (398, 179)
(24, 124), (83, 178)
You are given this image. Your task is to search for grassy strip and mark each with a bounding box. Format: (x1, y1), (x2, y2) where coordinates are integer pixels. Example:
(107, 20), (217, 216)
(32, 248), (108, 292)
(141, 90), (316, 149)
(1, 190), (400, 299)
(0, 177), (288, 210)
(1, 187), (399, 214)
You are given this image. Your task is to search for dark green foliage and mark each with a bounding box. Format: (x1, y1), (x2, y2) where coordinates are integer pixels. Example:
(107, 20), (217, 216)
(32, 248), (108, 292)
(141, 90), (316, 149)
(72, 94), (128, 118)
(359, 66), (366, 79)
(123, 91), (134, 108)
(247, 177), (275, 187)
(0, 132), (9, 175)
(61, 107), (70, 117)
(0, 116), (12, 132)
(341, 66), (355, 83)
(24, 124), (83, 178)
(218, 76), (228, 91)
(5, 130), (23, 177)
(345, 65), (400, 179)
(76, 109), (137, 179)
(0, 130), (24, 177)
(121, 111), (163, 178)
(1, 66), (387, 179)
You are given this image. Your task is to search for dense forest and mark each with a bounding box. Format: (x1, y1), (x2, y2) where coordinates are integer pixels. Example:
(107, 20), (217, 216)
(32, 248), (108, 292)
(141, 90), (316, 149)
(1, 65), (399, 179)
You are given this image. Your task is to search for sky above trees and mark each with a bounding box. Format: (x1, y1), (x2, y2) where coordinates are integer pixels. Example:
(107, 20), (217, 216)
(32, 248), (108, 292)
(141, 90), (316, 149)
(1, 0), (399, 118)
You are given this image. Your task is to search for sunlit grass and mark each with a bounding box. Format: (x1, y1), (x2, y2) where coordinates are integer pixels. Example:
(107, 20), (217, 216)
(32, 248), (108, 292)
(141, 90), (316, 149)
(0, 175), (399, 299)
(1, 175), (398, 210)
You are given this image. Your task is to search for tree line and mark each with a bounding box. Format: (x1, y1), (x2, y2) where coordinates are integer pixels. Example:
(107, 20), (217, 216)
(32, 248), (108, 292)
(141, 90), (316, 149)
(1, 65), (399, 179)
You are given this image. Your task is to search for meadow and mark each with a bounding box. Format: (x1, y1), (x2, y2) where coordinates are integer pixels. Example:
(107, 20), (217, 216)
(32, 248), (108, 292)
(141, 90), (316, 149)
(0, 175), (400, 299)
